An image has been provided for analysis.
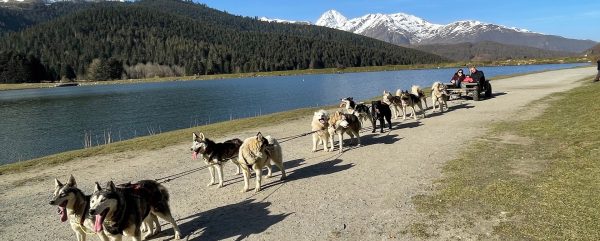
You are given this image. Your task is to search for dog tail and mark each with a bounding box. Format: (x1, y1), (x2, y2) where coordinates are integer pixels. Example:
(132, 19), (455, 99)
(395, 89), (401, 96)
(264, 135), (278, 146)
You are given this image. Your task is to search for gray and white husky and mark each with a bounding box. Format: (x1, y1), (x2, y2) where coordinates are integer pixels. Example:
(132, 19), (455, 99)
(50, 175), (109, 241)
(89, 180), (182, 240)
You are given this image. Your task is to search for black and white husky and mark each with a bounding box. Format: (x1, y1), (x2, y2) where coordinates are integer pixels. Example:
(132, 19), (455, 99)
(191, 132), (245, 187)
(50, 175), (109, 241)
(89, 180), (182, 240)
(399, 90), (426, 120)
(340, 97), (375, 130)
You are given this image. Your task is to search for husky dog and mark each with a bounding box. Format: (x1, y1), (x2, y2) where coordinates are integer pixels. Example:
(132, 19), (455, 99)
(371, 101), (393, 133)
(311, 110), (332, 152)
(340, 97), (375, 130)
(411, 85), (429, 110)
(238, 132), (286, 193)
(191, 132), (246, 187)
(383, 90), (403, 119)
(115, 180), (182, 240)
(328, 111), (361, 153)
(50, 175), (109, 241)
(431, 82), (449, 112)
(399, 90), (425, 120)
(89, 180), (182, 241)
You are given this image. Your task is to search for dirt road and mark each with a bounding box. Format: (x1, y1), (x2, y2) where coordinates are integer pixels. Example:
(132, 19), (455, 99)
(0, 67), (594, 241)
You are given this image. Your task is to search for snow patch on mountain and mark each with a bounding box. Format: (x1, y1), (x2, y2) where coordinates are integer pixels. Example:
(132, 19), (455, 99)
(259, 17), (310, 25)
(315, 10), (539, 45)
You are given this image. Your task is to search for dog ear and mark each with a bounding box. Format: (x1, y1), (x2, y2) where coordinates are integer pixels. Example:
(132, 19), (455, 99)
(67, 174), (76, 187)
(107, 181), (116, 191)
(94, 182), (102, 192)
(55, 178), (63, 187)
(199, 132), (205, 140)
(193, 132), (199, 140)
(256, 132), (263, 140)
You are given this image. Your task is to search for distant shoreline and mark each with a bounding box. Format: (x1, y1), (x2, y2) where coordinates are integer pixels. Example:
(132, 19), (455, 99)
(0, 58), (589, 92)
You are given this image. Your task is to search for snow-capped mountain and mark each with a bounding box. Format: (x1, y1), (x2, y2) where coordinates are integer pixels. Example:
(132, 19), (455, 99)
(258, 17), (310, 25)
(316, 10), (596, 53)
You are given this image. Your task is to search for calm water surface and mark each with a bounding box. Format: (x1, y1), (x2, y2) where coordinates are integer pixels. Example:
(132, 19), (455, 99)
(0, 63), (588, 164)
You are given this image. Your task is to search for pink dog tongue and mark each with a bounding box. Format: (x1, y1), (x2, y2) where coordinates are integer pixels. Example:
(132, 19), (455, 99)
(192, 151), (198, 160)
(58, 207), (67, 222)
(94, 214), (104, 232)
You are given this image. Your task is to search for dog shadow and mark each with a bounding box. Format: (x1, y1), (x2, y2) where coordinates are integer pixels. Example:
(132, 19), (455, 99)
(285, 158), (353, 182)
(175, 199), (290, 241)
(360, 133), (402, 145)
(426, 103), (473, 118)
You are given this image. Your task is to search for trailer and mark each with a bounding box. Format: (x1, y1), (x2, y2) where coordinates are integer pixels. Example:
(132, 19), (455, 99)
(446, 80), (492, 101)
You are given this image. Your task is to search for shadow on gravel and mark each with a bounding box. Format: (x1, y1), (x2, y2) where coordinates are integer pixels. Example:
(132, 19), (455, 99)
(426, 103), (474, 118)
(285, 158), (353, 182)
(360, 133), (402, 145)
(177, 199), (290, 241)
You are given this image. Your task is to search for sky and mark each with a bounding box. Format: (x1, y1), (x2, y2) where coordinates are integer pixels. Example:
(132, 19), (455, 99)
(196, 0), (600, 42)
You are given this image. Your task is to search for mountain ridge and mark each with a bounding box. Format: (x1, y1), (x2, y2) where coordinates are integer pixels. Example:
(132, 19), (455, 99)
(314, 9), (596, 53)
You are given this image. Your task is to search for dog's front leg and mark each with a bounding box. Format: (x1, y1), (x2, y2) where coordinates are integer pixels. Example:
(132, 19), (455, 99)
(216, 164), (224, 188)
(411, 106), (418, 120)
(312, 134), (318, 152)
(338, 132), (344, 153)
(241, 167), (250, 192)
(206, 165), (216, 186)
(355, 131), (361, 147)
(74, 228), (85, 241)
(254, 164), (263, 193)
(96, 231), (109, 241)
(322, 135), (330, 152)
(328, 134), (335, 152)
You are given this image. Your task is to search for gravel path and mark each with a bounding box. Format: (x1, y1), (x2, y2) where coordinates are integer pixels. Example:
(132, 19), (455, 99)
(0, 67), (594, 241)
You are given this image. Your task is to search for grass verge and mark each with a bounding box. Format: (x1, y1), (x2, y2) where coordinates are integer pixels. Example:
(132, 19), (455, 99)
(0, 106), (326, 175)
(411, 80), (600, 239)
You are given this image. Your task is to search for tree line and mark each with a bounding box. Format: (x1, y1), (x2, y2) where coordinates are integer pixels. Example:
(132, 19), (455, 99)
(0, 0), (445, 83)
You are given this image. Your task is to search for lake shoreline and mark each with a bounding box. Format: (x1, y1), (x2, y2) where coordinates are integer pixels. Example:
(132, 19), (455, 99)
(0, 66), (592, 174)
(0, 58), (589, 92)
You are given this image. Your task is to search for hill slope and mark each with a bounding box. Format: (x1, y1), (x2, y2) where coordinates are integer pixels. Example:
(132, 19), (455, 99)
(0, 0), (446, 82)
(414, 41), (576, 61)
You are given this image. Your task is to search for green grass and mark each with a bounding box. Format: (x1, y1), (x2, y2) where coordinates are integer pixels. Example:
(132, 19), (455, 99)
(412, 79), (600, 240)
(0, 56), (589, 91)
(0, 106), (326, 175)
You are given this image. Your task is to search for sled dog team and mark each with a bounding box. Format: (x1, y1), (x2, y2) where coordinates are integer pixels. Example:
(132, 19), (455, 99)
(50, 83), (449, 240)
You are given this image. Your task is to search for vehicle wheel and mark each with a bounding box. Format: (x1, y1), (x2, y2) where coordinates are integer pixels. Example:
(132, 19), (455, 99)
(473, 86), (480, 101)
(485, 82), (492, 98)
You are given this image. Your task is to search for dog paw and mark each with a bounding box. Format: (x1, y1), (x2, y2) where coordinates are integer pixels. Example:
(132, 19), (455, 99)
(254, 188), (261, 193)
(206, 182), (215, 187)
(217, 184), (223, 188)
(312, 149), (317, 153)
(175, 233), (181, 240)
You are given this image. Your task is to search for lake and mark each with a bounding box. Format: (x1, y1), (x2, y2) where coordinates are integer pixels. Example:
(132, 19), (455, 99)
(0, 63), (588, 164)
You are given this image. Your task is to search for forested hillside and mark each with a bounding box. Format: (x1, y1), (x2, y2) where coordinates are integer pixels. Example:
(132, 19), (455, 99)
(0, 0), (446, 83)
(413, 41), (575, 61)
